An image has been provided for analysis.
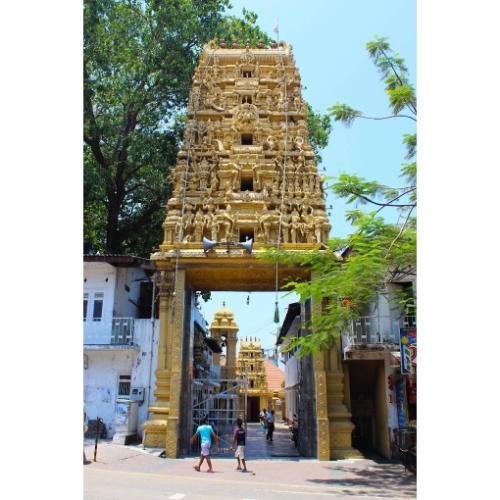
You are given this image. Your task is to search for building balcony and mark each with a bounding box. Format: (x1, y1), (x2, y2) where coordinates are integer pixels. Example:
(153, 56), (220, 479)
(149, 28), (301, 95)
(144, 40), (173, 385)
(342, 315), (416, 351)
(84, 317), (139, 350)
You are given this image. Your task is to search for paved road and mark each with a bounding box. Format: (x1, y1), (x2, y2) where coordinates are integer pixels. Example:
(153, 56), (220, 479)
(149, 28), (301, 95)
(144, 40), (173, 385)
(84, 422), (416, 499)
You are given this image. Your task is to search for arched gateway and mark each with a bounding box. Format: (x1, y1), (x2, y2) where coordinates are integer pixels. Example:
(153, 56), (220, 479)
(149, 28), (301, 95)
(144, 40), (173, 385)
(142, 40), (359, 460)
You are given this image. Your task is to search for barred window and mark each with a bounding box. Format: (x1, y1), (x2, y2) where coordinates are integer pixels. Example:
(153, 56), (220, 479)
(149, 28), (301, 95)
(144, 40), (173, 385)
(83, 293), (89, 320)
(118, 375), (131, 398)
(92, 292), (104, 321)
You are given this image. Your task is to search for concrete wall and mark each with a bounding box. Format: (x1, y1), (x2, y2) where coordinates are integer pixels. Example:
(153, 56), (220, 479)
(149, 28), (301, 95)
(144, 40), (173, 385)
(84, 350), (136, 437)
(84, 319), (160, 438)
(384, 359), (400, 457)
(113, 267), (148, 317)
(84, 263), (117, 343)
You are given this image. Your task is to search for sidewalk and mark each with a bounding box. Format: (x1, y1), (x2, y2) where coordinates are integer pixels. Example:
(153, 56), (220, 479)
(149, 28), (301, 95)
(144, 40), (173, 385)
(84, 422), (416, 498)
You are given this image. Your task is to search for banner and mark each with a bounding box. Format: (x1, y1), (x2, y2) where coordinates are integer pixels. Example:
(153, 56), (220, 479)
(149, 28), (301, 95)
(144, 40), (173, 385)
(396, 379), (407, 428)
(399, 328), (416, 375)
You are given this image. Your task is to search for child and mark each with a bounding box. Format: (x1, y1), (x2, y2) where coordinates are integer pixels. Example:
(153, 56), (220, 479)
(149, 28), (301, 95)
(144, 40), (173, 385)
(231, 417), (247, 472)
(190, 415), (219, 473)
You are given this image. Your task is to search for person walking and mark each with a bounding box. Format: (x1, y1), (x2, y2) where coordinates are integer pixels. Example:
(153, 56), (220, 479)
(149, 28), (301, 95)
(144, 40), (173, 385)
(231, 417), (248, 472)
(190, 415), (219, 473)
(260, 409), (267, 434)
(266, 409), (275, 442)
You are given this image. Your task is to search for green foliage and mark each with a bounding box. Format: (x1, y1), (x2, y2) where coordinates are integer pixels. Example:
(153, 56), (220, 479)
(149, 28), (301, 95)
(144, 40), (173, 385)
(268, 36), (416, 357)
(264, 212), (416, 356)
(306, 103), (332, 164)
(402, 133), (416, 160)
(84, 0), (270, 256)
(214, 7), (272, 46)
(327, 103), (362, 127)
(388, 83), (416, 115)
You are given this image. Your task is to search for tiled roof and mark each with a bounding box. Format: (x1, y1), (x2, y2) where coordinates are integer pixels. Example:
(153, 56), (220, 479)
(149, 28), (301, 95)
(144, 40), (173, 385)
(263, 358), (284, 390)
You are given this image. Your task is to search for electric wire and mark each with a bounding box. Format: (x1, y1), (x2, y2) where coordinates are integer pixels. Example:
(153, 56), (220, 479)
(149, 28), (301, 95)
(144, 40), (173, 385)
(274, 46), (291, 321)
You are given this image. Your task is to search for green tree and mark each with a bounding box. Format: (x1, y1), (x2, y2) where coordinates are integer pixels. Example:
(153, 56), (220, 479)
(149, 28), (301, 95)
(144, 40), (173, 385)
(84, 0), (271, 256)
(306, 103), (332, 165)
(271, 36), (416, 356)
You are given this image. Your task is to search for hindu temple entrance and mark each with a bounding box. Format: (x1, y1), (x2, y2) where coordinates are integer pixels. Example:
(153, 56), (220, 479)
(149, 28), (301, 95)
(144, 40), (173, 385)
(140, 41), (358, 461)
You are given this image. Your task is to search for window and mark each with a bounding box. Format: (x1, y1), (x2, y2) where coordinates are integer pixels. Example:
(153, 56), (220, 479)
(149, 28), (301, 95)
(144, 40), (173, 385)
(250, 380), (254, 388)
(242, 71), (252, 78)
(241, 134), (253, 145)
(239, 228), (254, 243)
(83, 293), (89, 321)
(240, 175), (253, 191)
(92, 292), (104, 321)
(118, 375), (131, 398)
(241, 95), (252, 104)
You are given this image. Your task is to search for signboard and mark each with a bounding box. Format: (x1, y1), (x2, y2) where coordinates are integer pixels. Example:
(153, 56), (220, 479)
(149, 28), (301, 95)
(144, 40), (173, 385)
(396, 379), (407, 428)
(399, 328), (416, 375)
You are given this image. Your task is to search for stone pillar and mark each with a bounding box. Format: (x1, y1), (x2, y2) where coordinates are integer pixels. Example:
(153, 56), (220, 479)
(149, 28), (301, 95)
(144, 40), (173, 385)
(313, 349), (331, 461)
(142, 270), (173, 447)
(326, 337), (360, 459)
(142, 268), (187, 457)
(165, 269), (186, 457)
(225, 331), (238, 379)
(312, 292), (359, 460)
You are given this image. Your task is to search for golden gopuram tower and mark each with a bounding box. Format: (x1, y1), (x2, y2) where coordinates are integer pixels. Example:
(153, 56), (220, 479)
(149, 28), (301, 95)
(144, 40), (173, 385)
(236, 337), (285, 422)
(209, 302), (239, 379)
(143, 39), (357, 460)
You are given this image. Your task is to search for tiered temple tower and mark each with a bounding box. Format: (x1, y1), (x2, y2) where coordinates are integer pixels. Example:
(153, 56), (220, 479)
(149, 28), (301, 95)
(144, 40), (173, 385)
(236, 337), (270, 419)
(160, 40), (330, 252)
(236, 337), (268, 393)
(209, 302), (239, 379)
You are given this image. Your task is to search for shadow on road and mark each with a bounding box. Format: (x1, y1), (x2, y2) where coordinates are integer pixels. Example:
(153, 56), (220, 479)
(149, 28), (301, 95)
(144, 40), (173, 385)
(306, 461), (416, 497)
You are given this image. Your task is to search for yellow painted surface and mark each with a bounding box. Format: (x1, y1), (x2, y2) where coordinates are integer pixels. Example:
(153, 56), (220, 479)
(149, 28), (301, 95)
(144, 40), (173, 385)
(144, 42), (337, 458)
(374, 362), (390, 458)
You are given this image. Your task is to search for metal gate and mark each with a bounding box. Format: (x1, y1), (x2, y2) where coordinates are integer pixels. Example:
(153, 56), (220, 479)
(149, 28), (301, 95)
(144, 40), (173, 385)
(190, 378), (247, 454)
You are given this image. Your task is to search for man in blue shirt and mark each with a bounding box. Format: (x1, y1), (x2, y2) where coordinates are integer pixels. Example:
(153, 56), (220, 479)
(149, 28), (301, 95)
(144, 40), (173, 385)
(190, 415), (219, 472)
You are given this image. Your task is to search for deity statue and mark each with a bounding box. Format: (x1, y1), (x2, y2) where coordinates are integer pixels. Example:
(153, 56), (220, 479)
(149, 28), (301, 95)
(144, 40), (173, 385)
(215, 204), (236, 241)
(197, 157), (210, 191)
(193, 209), (204, 242)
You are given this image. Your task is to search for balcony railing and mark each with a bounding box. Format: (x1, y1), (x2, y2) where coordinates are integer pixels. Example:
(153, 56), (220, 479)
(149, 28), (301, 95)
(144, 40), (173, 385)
(343, 315), (416, 347)
(84, 317), (135, 346)
(111, 318), (134, 344)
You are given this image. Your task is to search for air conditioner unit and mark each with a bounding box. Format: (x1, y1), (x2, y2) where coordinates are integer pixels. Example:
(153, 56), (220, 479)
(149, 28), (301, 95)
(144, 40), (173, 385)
(130, 387), (145, 402)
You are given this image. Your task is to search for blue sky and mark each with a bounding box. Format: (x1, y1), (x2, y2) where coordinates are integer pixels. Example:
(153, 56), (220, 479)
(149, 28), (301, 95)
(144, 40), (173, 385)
(199, 0), (416, 352)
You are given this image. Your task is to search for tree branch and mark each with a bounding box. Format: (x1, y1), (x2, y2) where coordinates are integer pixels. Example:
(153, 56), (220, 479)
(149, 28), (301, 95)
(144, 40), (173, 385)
(84, 65), (108, 169)
(360, 114), (416, 122)
(347, 189), (416, 208)
(379, 47), (417, 115)
(386, 206), (415, 256)
(374, 187), (416, 215)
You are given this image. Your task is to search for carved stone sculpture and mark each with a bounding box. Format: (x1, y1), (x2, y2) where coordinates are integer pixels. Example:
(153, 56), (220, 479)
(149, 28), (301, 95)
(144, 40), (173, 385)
(159, 42), (331, 252)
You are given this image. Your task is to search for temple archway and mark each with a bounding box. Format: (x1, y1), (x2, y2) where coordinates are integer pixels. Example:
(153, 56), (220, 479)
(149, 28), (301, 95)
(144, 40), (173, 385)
(142, 40), (357, 460)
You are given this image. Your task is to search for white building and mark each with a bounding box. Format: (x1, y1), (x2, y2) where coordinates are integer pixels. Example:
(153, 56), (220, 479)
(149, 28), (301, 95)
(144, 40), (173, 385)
(276, 302), (302, 423)
(340, 280), (416, 459)
(83, 254), (214, 441)
(83, 254), (159, 440)
(276, 278), (416, 459)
